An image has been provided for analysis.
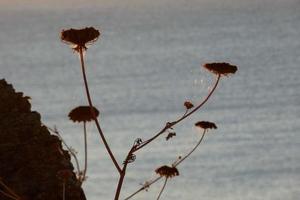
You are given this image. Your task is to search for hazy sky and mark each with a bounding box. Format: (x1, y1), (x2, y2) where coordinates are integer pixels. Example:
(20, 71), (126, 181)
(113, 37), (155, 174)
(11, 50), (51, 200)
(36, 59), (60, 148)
(0, 0), (296, 10)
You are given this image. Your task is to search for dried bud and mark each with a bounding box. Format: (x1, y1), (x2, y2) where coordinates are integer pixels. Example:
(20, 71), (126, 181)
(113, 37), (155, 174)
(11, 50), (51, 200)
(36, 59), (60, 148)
(155, 165), (179, 178)
(68, 106), (99, 123)
(195, 121), (217, 129)
(184, 101), (194, 109)
(166, 132), (176, 141)
(203, 62), (237, 76)
(60, 27), (100, 52)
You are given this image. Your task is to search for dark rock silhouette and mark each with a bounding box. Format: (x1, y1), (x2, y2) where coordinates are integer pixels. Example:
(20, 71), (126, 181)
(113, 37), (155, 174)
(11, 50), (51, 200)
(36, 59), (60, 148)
(0, 79), (86, 200)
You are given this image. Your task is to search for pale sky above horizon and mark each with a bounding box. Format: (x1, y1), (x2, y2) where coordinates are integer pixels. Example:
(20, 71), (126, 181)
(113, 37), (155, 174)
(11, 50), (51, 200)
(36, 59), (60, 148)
(0, 0), (295, 10)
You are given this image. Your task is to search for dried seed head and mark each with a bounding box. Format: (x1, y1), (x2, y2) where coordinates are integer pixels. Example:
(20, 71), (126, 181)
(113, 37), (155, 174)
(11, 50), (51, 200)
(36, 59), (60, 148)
(195, 121), (217, 129)
(155, 165), (179, 178)
(203, 62), (237, 76)
(60, 27), (100, 52)
(68, 106), (99, 123)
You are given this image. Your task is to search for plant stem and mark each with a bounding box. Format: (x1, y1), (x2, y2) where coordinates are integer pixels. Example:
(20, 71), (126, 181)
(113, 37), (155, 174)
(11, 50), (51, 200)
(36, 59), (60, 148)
(124, 129), (207, 200)
(134, 74), (220, 152)
(157, 178), (168, 200)
(62, 182), (66, 200)
(78, 48), (121, 173)
(114, 145), (136, 200)
(114, 167), (127, 200)
(82, 122), (88, 182)
(173, 130), (206, 167)
(46, 125), (82, 180)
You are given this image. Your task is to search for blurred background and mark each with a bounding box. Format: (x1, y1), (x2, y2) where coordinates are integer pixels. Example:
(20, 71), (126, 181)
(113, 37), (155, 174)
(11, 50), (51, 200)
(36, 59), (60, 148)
(0, 0), (299, 199)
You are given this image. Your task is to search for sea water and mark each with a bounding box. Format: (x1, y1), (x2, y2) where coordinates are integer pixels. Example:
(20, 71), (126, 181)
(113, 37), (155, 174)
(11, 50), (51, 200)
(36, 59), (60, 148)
(0, 0), (299, 199)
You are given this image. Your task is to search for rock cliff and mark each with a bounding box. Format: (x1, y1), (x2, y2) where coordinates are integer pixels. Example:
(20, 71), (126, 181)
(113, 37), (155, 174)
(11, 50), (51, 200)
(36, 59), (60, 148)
(0, 79), (86, 200)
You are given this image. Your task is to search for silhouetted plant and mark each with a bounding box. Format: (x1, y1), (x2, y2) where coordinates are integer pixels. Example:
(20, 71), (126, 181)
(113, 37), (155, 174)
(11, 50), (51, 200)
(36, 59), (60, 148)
(59, 26), (237, 200)
(68, 106), (100, 183)
(46, 125), (82, 181)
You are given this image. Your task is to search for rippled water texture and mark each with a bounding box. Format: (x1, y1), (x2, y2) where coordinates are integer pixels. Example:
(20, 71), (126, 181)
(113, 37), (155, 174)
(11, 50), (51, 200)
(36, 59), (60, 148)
(1, 0), (299, 199)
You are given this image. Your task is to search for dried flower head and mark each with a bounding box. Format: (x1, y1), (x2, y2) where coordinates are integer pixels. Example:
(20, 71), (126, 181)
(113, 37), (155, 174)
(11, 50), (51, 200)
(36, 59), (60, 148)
(155, 165), (179, 178)
(203, 62), (237, 76)
(184, 101), (194, 109)
(68, 106), (99, 123)
(195, 121), (217, 129)
(60, 27), (100, 52)
(57, 169), (73, 181)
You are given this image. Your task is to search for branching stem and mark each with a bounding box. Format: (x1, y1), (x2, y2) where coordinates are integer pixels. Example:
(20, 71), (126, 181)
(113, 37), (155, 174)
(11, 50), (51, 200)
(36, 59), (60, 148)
(46, 125), (82, 180)
(134, 75), (220, 152)
(124, 129), (207, 200)
(79, 48), (121, 173)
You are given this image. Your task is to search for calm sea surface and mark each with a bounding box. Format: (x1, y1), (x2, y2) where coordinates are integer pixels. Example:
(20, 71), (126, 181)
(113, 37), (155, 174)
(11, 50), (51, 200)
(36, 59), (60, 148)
(1, 0), (300, 199)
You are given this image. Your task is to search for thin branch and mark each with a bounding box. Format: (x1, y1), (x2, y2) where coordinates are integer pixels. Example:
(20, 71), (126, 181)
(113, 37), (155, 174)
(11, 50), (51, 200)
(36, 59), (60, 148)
(134, 75), (221, 152)
(82, 122), (88, 181)
(79, 48), (121, 173)
(62, 182), (66, 200)
(45, 125), (82, 178)
(124, 129), (207, 200)
(173, 130), (206, 167)
(156, 178), (168, 200)
(124, 176), (162, 200)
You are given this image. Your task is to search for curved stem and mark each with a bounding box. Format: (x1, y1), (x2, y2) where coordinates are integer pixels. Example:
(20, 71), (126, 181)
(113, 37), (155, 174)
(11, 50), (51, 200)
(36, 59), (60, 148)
(173, 130), (206, 167)
(134, 75), (220, 152)
(124, 176), (161, 200)
(79, 48), (121, 173)
(46, 125), (81, 179)
(82, 122), (88, 182)
(62, 182), (66, 200)
(157, 178), (168, 200)
(124, 129), (207, 200)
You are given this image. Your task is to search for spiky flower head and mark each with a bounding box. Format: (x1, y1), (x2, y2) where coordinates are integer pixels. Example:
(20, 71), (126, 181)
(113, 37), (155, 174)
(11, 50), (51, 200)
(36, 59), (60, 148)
(155, 165), (179, 178)
(68, 106), (99, 123)
(203, 62), (237, 76)
(60, 27), (100, 52)
(195, 121), (217, 129)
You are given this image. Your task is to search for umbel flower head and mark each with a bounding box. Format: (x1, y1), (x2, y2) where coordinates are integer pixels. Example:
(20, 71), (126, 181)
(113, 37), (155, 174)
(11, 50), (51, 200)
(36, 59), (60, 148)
(203, 62), (237, 76)
(195, 121), (217, 129)
(155, 165), (179, 178)
(68, 106), (99, 123)
(60, 27), (100, 52)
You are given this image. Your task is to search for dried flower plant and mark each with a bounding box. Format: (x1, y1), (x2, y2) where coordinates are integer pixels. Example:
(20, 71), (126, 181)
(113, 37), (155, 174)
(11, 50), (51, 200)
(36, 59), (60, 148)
(59, 26), (238, 200)
(68, 106), (99, 183)
(203, 62), (237, 76)
(154, 165), (179, 200)
(60, 27), (100, 52)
